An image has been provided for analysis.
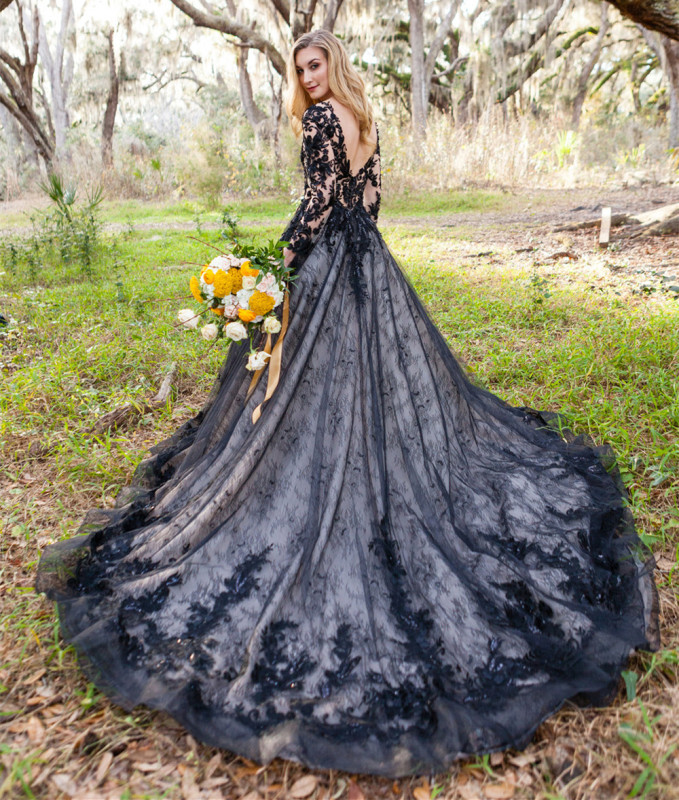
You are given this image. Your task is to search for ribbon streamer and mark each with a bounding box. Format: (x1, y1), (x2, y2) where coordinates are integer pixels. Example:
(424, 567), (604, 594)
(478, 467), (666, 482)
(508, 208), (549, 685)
(246, 291), (291, 424)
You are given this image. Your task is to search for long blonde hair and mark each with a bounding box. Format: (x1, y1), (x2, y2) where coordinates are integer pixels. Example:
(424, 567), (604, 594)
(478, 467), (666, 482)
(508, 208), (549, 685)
(286, 30), (376, 148)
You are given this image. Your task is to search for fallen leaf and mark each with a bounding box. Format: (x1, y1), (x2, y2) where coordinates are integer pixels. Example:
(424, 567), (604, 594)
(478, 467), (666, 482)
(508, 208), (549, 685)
(51, 773), (78, 795)
(181, 766), (200, 800)
(484, 782), (515, 799)
(490, 752), (504, 767)
(23, 668), (46, 685)
(201, 777), (229, 789)
(95, 751), (113, 785)
(290, 775), (318, 798)
(26, 715), (45, 744)
(414, 787), (431, 800)
(241, 792), (261, 800)
(507, 754), (537, 768)
(347, 780), (366, 800)
(204, 752), (222, 779)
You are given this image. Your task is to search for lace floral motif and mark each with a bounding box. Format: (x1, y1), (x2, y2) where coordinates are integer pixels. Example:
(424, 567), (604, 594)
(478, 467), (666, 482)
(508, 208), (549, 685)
(282, 101), (381, 259)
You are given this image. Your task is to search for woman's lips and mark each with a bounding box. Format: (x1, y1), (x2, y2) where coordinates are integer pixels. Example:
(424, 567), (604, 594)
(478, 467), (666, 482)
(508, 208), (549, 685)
(307, 85), (319, 92)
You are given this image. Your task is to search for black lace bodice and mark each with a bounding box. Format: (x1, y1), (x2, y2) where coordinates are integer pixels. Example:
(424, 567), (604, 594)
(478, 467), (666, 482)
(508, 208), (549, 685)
(282, 101), (381, 258)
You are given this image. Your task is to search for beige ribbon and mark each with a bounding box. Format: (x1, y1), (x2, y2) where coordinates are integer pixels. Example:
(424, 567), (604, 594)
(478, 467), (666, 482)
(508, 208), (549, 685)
(246, 290), (291, 424)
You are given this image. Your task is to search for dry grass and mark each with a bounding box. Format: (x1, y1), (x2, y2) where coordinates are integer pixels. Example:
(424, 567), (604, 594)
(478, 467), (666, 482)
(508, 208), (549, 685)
(2, 194), (679, 800)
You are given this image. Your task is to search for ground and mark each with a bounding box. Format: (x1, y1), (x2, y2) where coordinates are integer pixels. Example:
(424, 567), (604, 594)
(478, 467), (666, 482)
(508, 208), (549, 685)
(1, 187), (678, 800)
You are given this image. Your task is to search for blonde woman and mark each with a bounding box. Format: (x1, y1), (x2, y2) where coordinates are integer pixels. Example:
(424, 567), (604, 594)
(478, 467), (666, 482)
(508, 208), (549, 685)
(37, 31), (658, 777)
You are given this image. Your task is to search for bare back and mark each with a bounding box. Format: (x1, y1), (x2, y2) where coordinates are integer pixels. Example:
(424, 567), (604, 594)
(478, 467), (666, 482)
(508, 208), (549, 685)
(327, 99), (377, 176)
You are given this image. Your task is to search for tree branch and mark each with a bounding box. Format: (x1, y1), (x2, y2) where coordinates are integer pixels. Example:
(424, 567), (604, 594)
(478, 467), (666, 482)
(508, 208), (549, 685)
(167, 0), (286, 74)
(605, 0), (679, 42)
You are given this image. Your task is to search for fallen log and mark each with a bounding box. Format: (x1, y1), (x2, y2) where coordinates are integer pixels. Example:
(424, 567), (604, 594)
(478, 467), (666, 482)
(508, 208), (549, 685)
(554, 201), (679, 237)
(90, 362), (178, 434)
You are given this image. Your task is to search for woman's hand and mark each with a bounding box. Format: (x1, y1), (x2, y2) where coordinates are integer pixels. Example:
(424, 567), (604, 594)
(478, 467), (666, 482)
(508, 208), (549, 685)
(283, 247), (295, 268)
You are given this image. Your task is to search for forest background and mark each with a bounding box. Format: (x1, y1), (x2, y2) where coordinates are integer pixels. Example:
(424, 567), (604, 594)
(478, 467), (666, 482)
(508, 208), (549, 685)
(1, 2), (679, 800)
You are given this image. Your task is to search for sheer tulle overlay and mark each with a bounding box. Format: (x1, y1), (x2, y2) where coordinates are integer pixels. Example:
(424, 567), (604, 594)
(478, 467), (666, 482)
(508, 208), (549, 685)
(37, 102), (659, 777)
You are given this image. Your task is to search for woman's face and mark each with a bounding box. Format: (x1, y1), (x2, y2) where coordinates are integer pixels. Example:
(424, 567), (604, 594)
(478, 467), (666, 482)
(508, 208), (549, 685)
(295, 46), (332, 102)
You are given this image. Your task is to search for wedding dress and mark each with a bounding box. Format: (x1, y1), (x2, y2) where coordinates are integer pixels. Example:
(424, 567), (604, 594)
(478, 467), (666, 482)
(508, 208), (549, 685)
(36, 101), (659, 777)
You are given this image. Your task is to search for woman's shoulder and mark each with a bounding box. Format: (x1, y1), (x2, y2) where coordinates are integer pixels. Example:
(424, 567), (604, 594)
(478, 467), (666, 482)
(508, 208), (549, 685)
(302, 102), (333, 130)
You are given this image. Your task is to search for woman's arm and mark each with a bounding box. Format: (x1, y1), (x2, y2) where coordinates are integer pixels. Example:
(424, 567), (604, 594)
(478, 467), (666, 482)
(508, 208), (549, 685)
(284, 106), (336, 265)
(363, 129), (381, 223)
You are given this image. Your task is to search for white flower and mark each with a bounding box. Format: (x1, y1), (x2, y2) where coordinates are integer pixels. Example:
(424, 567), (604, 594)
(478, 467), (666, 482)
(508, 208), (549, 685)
(246, 350), (271, 371)
(236, 288), (254, 307)
(258, 273), (276, 292)
(201, 323), (219, 341)
(263, 316), (282, 334)
(242, 275), (257, 290)
(177, 308), (199, 330)
(200, 281), (215, 300)
(209, 255), (231, 270)
(224, 321), (248, 341)
(271, 289), (285, 307)
(223, 303), (239, 319)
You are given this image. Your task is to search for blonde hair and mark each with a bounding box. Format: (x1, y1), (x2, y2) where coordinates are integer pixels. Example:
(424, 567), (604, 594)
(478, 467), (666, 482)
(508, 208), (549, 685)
(286, 30), (375, 148)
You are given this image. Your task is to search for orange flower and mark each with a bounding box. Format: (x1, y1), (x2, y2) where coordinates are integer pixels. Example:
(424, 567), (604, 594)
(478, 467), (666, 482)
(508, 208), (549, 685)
(249, 290), (275, 316)
(202, 268), (215, 285)
(228, 267), (243, 293)
(189, 275), (203, 303)
(211, 307), (225, 316)
(240, 260), (259, 277)
(213, 269), (231, 298)
(238, 309), (256, 323)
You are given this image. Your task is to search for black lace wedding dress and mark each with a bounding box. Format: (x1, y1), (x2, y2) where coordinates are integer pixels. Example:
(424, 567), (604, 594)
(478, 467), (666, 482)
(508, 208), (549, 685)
(36, 101), (659, 777)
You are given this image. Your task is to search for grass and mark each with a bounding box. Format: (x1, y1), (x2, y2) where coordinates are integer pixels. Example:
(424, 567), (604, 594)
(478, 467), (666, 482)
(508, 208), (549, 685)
(1, 193), (678, 799)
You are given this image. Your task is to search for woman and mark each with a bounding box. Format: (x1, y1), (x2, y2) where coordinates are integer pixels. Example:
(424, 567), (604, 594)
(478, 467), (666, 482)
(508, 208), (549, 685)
(37, 31), (659, 777)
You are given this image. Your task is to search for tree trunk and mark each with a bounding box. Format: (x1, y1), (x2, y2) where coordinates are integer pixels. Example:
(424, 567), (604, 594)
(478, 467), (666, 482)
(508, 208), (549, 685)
(423, 0), (460, 104)
(571, 5), (609, 128)
(605, 0), (679, 42)
(408, 0), (427, 140)
(663, 37), (679, 147)
(38, 0), (74, 159)
(322, 0), (344, 31)
(238, 47), (267, 130)
(639, 26), (679, 147)
(101, 29), (119, 169)
(0, 0), (15, 12)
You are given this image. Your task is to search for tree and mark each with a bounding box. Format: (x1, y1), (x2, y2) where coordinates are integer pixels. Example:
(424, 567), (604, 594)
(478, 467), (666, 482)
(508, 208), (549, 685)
(571, 4), (610, 127)
(0, 1), (55, 165)
(639, 25), (679, 146)
(0, 0), (15, 12)
(101, 29), (119, 169)
(605, 0), (679, 41)
(37, 0), (74, 159)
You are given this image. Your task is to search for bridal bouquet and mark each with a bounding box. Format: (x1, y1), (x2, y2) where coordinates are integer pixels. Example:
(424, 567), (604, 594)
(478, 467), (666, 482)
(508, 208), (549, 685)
(177, 239), (293, 372)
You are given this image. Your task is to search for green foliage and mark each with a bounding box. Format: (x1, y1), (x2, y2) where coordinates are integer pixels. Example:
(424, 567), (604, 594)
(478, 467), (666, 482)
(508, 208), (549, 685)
(618, 699), (677, 798)
(0, 176), (110, 284)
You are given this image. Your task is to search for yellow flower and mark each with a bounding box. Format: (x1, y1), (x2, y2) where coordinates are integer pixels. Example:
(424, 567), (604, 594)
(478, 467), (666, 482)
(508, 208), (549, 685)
(228, 267), (243, 293)
(249, 291), (275, 316)
(240, 260), (259, 277)
(238, 309), (256, 323)
(200, 263), (210, 275)
(202, 268), (215, 285)
(190, 275), (203, 303)
(211, 307), (225, 316)
(213, 269), (231, 298)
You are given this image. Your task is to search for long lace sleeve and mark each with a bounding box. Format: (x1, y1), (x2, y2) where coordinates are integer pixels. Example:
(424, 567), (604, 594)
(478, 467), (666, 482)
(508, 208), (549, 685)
(363, 130), (381, 223)
(286, 106), (336, 256)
